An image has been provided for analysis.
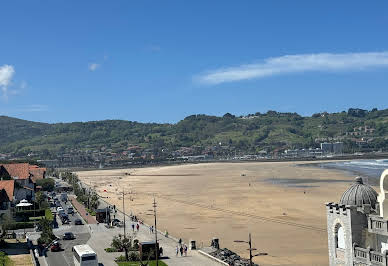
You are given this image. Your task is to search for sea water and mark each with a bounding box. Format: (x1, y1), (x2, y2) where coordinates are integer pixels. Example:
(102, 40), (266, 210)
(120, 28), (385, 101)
(320, 159), (388, 185)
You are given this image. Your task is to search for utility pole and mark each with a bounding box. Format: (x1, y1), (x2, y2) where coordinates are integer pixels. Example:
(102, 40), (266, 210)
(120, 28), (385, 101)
(234, 233), (267, 266)
(153, 198), (159, 266)
(248, 233), (252, 266)
(122, 189), (126, 237)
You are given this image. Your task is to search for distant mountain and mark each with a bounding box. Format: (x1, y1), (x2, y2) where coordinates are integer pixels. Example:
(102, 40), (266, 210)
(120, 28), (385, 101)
(0, 108), (388, 159)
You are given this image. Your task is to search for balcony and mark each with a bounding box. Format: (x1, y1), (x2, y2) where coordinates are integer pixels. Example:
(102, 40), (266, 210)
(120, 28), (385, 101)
(354, 246), (387, 266)
(368, 215), (388, 235)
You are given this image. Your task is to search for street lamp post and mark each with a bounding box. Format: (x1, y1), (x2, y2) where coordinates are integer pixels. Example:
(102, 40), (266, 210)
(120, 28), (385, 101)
(153, 198), (159, 266)
(122, 189), (126, 237)
(146, 198), (159, 266)
(234, 233), (267, 266)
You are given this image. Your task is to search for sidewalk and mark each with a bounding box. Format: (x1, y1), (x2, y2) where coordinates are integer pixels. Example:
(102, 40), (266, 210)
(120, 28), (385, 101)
(88, 199), (220, 266)
(69, 196), (97, 224)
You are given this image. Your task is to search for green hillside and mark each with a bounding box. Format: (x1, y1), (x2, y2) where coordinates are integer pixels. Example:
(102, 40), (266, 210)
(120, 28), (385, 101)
(0, 108), (388, 159)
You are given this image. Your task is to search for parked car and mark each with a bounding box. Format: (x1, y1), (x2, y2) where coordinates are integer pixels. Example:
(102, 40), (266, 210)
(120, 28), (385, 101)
(57, 207), (64, 212)
(67, 207), (74, 215)
(74, 219), (83, 225)
(50, 241), (61, 252)
(63, 232), (75, 240)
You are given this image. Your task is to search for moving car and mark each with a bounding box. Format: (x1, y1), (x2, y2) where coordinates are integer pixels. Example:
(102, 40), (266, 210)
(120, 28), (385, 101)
(63, 232), (75, 240)
(74, 219), (83, 225)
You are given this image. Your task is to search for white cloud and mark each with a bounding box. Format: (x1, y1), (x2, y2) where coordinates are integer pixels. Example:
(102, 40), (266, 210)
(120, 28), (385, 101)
(0, 65), (15, 99)
(89, 63), (100, 71)
(20, 81), (27, 89)
(197, 51), (388, 85)
(17, 104), (48, 112)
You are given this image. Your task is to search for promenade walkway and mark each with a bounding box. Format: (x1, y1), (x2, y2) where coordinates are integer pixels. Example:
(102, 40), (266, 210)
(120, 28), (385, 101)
(69, 196), (97, 224)
(86, 199), (220, 266)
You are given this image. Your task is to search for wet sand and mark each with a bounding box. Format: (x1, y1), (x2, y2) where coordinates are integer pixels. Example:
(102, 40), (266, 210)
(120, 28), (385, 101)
(76, 161), (359, 266)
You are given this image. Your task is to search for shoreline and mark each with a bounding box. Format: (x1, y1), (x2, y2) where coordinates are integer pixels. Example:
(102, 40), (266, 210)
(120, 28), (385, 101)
(63, 152), (388, 172)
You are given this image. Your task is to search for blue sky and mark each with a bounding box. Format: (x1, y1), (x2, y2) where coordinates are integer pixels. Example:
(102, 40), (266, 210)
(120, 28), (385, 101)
(0, 1), (387, 123)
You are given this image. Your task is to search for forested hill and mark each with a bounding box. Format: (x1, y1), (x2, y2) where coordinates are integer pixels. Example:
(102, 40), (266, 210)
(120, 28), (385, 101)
(1, 108), (388, 159)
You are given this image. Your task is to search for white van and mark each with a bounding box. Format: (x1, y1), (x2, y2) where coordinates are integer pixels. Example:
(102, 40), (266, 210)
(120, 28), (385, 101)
(72, 244), (98, 266)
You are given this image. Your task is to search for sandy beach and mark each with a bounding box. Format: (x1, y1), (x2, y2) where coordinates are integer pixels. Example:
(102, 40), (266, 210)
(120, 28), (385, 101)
(76, 161), (359, 266)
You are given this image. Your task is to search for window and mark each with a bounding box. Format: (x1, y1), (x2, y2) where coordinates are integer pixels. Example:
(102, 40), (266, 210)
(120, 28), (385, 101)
(82, 255), (96, 261)
(335, 224), (345, 249)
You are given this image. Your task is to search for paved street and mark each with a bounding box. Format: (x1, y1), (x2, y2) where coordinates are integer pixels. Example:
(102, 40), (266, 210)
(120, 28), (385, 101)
(45, 197), (91, 266)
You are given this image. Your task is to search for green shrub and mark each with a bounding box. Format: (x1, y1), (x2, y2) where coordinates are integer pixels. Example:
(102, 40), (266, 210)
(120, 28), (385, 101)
(36, 178), (55, 191)
(45, 209), (54, 221)
(16, 209), (45, 218)
(6, 222), (35, 230)
(115, 255), (127, 262)
(128, 252), (140, 262)
(105, 247), (118, 253)
(29, 216), (44, 221)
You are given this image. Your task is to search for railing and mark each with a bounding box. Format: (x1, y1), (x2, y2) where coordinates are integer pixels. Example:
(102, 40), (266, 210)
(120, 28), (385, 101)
(354, 246), (386, 266)
(355, 247), (368, 258)
(371, 251), (384, 263)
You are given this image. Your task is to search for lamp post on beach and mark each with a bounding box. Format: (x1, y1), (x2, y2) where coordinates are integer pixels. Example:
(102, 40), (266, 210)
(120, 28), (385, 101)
(146, 198), (159, 266)
(234, 233), (267, 266)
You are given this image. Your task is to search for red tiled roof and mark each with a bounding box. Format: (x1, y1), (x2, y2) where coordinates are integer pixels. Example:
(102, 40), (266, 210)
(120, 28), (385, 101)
(0, 180), (15, 200)
(29, 168), (46, 182)
(0, 163), (30, 179)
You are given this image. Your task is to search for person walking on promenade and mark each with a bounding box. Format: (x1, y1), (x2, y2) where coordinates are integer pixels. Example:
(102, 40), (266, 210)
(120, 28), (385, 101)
(178, 238), (182, 245)
(149, 226), (152, 234)
(136, 223), (139, 231)
(180, 245), (183, 256)
(184, 244), (188, 256)
(132, 223), (135, 232)
(176, 246), (179, 256)
(151, 225), (154, 233)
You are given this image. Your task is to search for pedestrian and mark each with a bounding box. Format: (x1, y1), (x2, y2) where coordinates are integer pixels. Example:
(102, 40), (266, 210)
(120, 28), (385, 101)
(151, 225), (154, 233)
(159, 247), (163, 257)
(176, 246), (179, 256)
(136, 223), (139, 231)
(180, 245), (183, 256)
(132, 223), (135, 232)
(149, 226), (152, 234)
(178, 238), (182, 245)
(184, 244), (187, 256)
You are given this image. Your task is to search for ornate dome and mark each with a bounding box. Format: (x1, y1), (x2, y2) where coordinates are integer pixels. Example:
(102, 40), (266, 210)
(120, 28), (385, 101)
(339, 177), (378, 208)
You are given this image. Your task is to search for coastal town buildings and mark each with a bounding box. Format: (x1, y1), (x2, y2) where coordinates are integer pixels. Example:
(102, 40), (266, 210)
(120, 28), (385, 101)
(326, 169), (388, 265)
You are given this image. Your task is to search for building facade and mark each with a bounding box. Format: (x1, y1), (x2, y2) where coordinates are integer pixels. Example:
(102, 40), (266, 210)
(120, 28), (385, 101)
(326, 169), (388, 265)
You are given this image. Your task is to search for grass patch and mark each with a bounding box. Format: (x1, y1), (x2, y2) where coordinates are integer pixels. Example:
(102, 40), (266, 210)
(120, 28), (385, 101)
(9, 254), (33, 266)
(117, 261), (167, 266)
(0, 251), (13, 266)
(45, 209), (54, 221)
